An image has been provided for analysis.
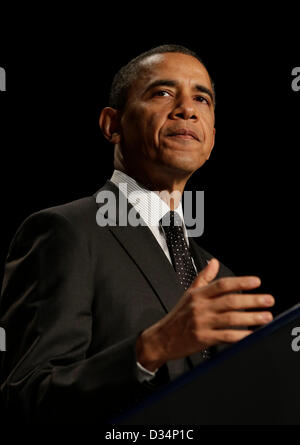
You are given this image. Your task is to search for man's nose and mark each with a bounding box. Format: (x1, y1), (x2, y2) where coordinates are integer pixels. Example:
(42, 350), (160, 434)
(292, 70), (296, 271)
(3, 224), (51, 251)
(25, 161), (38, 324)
(169, 95), (198, 120)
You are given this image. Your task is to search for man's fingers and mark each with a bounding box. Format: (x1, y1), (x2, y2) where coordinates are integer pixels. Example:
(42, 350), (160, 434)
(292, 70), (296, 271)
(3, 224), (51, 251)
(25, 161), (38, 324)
(193, 275), (261, 298)
(206, 310), (273, 328)
(190, 258), (220, 289)
(189, 260), (261, 297)
(212, 293), (275, 312)
(211, 329), (253, 344)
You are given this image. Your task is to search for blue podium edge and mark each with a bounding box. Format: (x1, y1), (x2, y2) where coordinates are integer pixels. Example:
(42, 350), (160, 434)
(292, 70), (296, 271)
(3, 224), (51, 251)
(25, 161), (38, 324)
(112, 303), (300, 424)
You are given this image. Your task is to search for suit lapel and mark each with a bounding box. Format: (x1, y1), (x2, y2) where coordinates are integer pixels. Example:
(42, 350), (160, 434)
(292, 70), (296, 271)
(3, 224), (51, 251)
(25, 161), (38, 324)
(109, 225), (185, 313)
(94, 181), (184, 313)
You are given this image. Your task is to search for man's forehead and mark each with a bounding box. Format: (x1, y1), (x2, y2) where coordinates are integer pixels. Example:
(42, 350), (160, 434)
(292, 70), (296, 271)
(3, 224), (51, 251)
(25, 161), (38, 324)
(139, 53), (167, 67)
(138, 52), (211, 85)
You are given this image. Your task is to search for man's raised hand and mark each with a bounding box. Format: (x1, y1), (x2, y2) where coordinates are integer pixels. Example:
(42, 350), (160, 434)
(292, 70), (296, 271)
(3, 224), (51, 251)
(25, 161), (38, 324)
(136, 259), (275, 372)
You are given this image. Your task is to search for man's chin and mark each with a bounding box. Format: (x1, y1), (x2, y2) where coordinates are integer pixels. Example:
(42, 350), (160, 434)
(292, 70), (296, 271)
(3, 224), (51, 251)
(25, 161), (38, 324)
(159, 151), (206, 175)
(159, 158), (200, 176)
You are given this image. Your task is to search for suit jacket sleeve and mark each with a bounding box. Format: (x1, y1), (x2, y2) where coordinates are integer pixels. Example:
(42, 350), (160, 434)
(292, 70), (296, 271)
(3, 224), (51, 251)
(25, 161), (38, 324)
(0, 211), (156, 423)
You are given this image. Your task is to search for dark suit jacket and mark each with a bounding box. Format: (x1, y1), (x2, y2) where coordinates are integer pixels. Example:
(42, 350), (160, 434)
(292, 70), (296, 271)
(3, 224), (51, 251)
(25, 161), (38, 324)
(0, 180), (234, 423)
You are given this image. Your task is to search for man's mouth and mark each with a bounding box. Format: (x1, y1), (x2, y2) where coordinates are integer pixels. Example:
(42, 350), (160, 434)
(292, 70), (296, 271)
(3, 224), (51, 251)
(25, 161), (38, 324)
(166, 128), (200, 141)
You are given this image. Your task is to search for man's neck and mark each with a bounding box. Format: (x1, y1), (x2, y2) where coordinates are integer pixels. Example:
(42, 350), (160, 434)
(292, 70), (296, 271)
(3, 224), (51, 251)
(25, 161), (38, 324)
(116, 166), (190, 210)
(116, 167), (188, 210)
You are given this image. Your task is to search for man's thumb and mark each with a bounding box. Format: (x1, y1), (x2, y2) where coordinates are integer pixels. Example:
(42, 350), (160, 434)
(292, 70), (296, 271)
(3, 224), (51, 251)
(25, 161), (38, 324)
(190, 258), (220, 289)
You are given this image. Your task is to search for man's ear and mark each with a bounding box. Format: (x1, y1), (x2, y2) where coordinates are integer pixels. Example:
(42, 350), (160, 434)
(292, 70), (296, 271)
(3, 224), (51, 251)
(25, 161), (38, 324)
(99, 107), (121, 144)
(206, 127), (216, 160)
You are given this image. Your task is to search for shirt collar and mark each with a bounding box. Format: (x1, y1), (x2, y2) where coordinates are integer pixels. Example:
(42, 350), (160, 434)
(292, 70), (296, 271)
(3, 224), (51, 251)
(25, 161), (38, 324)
(110, 169), (185, 227)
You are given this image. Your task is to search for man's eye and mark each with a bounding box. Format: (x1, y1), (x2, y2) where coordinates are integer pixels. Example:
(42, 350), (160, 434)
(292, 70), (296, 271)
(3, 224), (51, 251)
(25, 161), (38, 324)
(195, 96), (209, 104)
(154, 90), (170, 97)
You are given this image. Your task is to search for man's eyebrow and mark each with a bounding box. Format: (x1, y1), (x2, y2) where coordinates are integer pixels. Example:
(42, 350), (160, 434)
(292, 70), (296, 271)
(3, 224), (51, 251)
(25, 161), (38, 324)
(144, 79), (214, 103)
(194, 84), (214, 103)
(144, 79), (177, 92)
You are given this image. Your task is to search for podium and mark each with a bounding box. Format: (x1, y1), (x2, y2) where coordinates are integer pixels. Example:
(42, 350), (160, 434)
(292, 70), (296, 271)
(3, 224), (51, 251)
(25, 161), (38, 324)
(114, 303), (300, 425)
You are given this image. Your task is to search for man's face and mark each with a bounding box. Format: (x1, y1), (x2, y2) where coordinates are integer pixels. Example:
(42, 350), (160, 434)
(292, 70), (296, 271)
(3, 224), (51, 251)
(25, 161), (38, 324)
(118, 52), (216, 179)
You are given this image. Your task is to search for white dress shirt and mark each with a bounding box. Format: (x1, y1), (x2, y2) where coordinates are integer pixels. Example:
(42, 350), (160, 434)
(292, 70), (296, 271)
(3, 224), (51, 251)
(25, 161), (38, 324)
(110, 169), (197, 382)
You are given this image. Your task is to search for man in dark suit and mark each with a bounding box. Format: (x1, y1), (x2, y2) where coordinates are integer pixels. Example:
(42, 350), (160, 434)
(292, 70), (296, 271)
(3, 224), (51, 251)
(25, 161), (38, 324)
(0, 45), (275, 423)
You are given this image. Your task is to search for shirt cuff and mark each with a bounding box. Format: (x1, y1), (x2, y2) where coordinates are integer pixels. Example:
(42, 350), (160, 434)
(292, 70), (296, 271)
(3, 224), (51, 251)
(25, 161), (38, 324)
(136, 361), (158, 382)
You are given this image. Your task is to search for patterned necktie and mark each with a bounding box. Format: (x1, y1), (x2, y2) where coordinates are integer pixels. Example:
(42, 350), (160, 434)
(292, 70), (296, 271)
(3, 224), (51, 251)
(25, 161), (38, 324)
(160, 210), (210, 361)
(160, 210), (196, 289)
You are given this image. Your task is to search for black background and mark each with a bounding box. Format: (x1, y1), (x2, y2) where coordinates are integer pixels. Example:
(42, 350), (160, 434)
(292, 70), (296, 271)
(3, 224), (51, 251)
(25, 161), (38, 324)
(0, 13), (299, 317)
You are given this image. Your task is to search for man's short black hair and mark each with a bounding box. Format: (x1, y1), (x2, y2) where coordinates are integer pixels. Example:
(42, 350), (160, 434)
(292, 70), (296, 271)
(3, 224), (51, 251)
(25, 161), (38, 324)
(108, 44), (215, 111)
